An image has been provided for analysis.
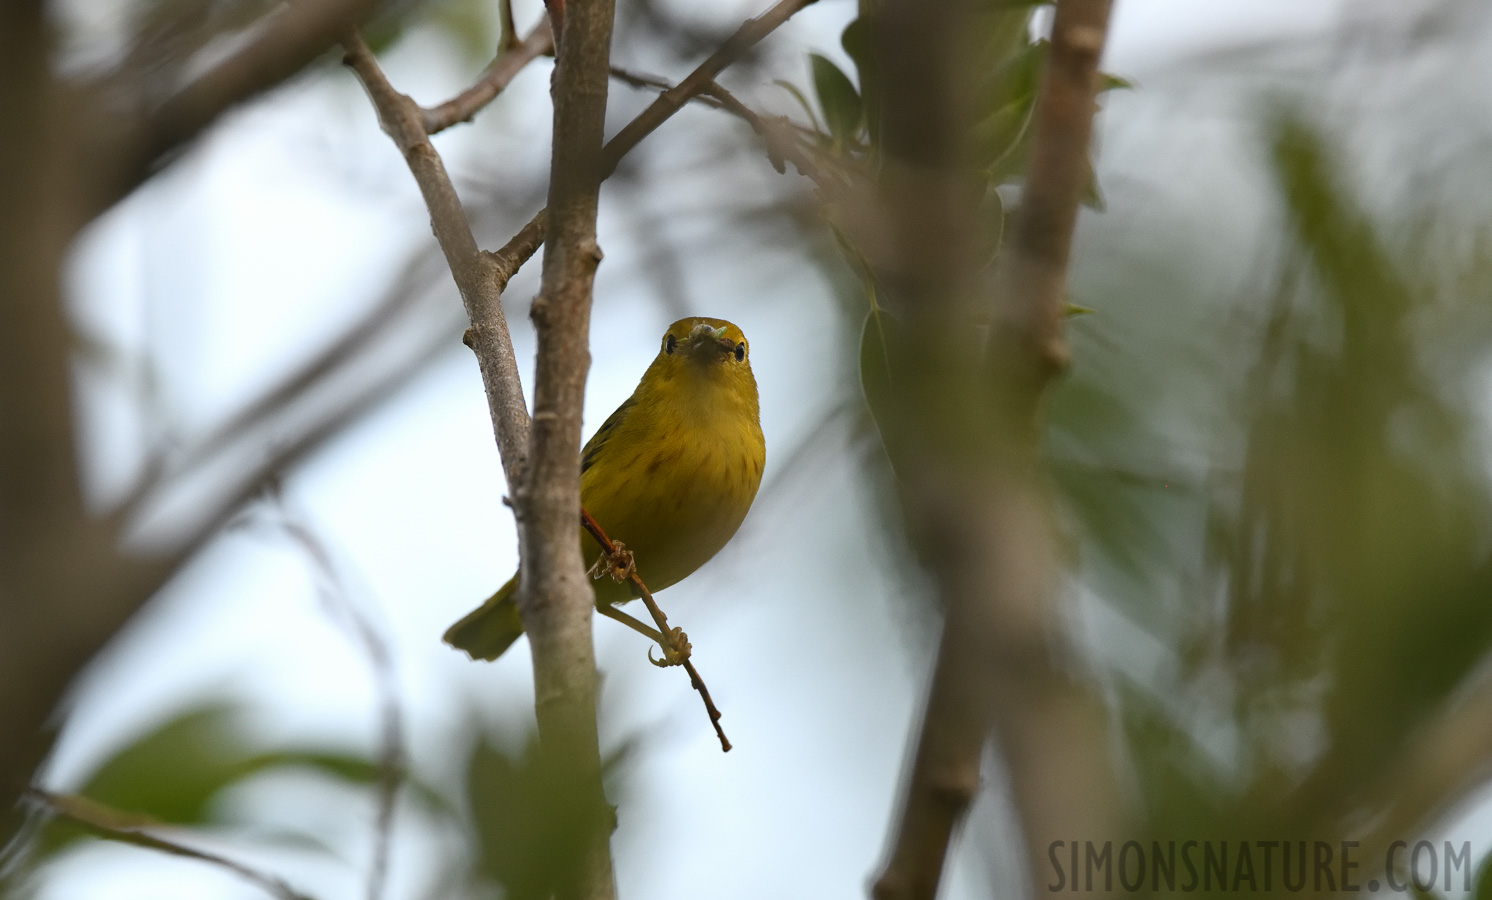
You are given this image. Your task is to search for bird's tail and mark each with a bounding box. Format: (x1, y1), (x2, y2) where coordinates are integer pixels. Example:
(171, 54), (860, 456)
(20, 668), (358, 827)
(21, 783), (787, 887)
(443, 577), (524, 661)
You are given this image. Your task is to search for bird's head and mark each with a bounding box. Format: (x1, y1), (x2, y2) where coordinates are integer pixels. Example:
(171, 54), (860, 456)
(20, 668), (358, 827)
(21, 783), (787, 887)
(643, 317), (757, 413)
(656, 317), (751, 369)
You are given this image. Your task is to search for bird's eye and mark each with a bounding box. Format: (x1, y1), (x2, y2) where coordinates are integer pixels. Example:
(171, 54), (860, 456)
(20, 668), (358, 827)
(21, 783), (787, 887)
(734, 342), (746, 362)
(665, 334), (676, 355)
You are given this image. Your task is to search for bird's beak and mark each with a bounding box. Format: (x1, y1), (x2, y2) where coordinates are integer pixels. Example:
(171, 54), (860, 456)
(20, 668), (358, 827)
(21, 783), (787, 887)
(684, 324), (734, 360)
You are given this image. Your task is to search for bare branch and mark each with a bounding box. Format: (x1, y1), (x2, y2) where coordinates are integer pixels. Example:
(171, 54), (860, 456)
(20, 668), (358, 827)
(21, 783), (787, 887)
(342, 32), (532, 491)
(581, 509), (730, 752)
(24, 789), (315, 900)
(489, 0), (820, 287)
(422, 20), (555, 135)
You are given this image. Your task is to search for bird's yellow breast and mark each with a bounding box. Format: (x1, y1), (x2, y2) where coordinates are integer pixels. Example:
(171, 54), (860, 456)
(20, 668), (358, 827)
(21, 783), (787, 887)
(577, 332), (764, 606)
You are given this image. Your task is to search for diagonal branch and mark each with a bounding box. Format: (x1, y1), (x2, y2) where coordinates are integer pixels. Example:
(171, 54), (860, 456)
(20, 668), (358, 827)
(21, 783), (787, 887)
(88, 0), (381, 213)
(341, 32), (532, 490)
(581, 509), (730, 751)
(422, 19), (555, 134)
(609, 66), (819, 179)
(488, 0), (820, 288)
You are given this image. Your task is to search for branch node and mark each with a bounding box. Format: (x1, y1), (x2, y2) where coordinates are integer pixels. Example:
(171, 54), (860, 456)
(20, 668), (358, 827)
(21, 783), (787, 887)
(588, 542), (635, 581)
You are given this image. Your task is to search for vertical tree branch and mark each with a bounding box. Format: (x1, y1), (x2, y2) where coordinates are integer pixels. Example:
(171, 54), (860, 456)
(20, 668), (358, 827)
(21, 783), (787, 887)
(991, 0), (1115, 398)
(870, 1), (1122, 899)
(516, 0), (618, 893)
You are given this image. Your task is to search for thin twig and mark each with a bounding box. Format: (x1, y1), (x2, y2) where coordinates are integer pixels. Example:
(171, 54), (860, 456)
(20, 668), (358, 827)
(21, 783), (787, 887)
(608, 64), (820, 179)
(24, 789), (315, 900)
(422, 20), (555, 134)
(489, 0), (820, 285)
(276, 514), (404, 900)
(581, 509), (731, 752)
(498, 0), (520, 51)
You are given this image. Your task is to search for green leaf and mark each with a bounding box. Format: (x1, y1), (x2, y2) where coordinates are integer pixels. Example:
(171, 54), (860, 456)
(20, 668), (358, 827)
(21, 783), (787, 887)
(1064, 303), (1096, 318)
(30, 702), (449, 860)
(810, 53), (863, 145)
(859, 307), (911, 480)
(840, 18), (872, 80)
(840, 17), (878, 143)
(75, 704), (245, 828)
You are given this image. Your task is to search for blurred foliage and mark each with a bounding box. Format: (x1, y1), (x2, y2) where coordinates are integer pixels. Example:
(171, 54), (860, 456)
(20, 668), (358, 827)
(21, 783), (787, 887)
(6, 698), (634, 900)
(462, 731), (633, 900)
(1037, 110), (1492, 893)
(11, 701), (441, 878)
(786, 1), (1128, 485)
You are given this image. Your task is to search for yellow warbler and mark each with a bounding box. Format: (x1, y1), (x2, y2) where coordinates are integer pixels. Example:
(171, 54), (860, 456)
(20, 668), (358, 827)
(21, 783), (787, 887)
(444, 317), (765, 660)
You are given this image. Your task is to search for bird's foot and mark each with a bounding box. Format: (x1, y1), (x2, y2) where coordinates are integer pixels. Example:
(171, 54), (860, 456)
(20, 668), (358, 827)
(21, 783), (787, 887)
(588, 542), (636, 583)
(647, 626), (691, 668)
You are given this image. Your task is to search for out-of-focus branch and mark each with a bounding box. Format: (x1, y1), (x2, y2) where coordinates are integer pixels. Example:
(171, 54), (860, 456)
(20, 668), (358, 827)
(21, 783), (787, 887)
(609, 65), (820, 179)
(422, 20), (555, 134)
(990, 0), (1115, 397)
(489, 0), (820, 284)
(23, 789), (315, 900)
(1341, 666), (1492, 884)
(89, 0), (381, 212)
(870, 1), (1121, 899)
(0, 0), (182, 850)
(580, 509), (731, 752)
(342, 33), (533, 491)
(514, 0), (618, 891)
(277, 515), (404, 900)
(123, 247), (454, 521)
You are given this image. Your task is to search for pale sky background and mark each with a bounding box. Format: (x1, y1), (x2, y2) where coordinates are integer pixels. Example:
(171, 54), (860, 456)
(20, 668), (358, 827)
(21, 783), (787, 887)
(27, 1), (1492, 899)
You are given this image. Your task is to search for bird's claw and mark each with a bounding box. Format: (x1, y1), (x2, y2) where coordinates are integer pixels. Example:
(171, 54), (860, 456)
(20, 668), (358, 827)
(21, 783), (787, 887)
(589, 543), (636, 582)
(647, 626), (691, 668)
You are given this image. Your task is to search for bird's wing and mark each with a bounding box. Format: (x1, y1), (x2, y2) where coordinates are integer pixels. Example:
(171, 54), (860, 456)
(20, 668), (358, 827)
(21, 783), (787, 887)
(581, 396), (636, 474)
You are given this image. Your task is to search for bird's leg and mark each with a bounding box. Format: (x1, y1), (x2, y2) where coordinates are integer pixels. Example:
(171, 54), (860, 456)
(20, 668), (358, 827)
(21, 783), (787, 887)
(592, 604), (690, 667)
(587, 542), (636, 582)
(594, 602), (664, 644)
